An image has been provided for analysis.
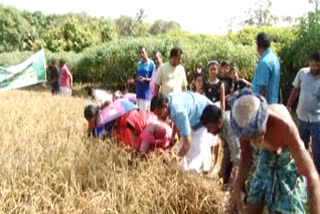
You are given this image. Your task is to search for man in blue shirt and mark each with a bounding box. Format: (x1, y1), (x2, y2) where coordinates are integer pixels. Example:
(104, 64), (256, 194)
(151, 92), (214, 173)
(136, 46), (155, 111)
(251, 32), (280, 104)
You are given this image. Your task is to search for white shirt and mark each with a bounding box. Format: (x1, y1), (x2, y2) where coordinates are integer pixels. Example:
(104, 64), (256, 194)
(93, 89), (113, 107)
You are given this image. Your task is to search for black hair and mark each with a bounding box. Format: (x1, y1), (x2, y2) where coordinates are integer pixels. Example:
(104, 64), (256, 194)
(138, 45), (147, 51)
(60, 58), (66, 65)
(153, 49), (163, 59)
(85, 87), (93, 96)
(221, 60), (231, 67)
(153, 49), (162, 56)
(170, 47), (183, 58)
(207, 59), (219, 68)
(151, 93), (169, 111)
(51, 58), (57, 64)
(311, 51), (320, 62)
(231, 66), (239, 73)
(84, 105), (99, 120)
(191, 72), (205, 91)
(200, 105), (223, 126)
(256, 32), (271, 49)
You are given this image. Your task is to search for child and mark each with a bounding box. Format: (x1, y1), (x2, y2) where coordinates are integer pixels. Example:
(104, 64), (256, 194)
(205, 60), (225, 110)
(219, 60), (233, 99)
(191, 71), (205, 95)
(204, 60), (226, 176)
(230, 67), (251, 93)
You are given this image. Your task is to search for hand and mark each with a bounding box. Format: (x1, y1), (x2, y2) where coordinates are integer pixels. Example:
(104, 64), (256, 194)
(137, 77), (144, 83)
(170, 137), (177, 147)
(231, 187), (245, 210)
(127, 78), (135, 84)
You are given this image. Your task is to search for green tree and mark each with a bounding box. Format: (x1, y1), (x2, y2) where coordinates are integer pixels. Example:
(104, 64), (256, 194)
(0, 5), (35, 52)
(243, 0), (279, 27)
(135, 8), (147, 23)
(115, 15), (137, 37)
(100, 19), (118, 42)
(309, 0), (320, 12)
(150, 20), (181, 35)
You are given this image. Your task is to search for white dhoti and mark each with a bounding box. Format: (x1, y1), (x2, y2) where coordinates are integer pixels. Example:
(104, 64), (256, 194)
(59, 87), (72, 96)
(180, 127), (218, 173)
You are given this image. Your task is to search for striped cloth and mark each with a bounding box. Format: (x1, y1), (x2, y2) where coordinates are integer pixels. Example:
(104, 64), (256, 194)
(247, 149), (307, 213)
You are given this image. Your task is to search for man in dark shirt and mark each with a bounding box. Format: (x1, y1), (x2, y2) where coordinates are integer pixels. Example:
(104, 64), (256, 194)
(48, 59), (60, 94)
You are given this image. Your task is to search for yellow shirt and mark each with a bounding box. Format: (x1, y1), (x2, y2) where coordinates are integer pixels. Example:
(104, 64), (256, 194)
(155, 62), (188, 96)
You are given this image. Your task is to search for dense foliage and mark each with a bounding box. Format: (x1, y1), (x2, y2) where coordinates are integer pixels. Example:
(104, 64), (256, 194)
(0, 5), (180, 53)
(2, 4), (320, 101)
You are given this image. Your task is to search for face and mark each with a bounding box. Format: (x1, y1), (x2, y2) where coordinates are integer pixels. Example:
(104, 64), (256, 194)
(205, 120), (223, 135)
(195, 76), (204, 91)
(87, 117), (96, 129)
(139, 48), (148, 61)
(256, 44), (264, 55)
(208, 64), (219, 79)
(310, 60), (320, 76)
(153, 52), (163, 68)
(153, 105), (169, 121)
(249, 130), (266, 146)
(171, 54), (183, 67)
(231, 70), (239, 80)
(221, 65), (230, 76)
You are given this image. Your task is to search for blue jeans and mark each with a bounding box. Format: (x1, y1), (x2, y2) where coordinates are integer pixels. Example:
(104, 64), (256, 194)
(298, 119), (320, 172)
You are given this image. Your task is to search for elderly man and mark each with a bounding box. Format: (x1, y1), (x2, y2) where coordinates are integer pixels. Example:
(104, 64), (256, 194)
(229, 89), (320, 214)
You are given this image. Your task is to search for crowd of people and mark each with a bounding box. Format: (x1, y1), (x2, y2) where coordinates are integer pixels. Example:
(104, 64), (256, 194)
(49, 31), (320, 213)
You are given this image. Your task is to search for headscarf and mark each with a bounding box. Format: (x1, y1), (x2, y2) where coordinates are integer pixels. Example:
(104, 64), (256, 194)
(229, 88), (269, 138)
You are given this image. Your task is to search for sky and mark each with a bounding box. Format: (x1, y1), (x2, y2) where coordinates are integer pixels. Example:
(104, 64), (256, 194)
(0, 0), (314, 35)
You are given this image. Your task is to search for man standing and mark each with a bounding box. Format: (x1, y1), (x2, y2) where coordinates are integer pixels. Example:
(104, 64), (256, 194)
(48, 59), (60, 95)
(230, 89), (320, 214)
(287, 51), (320, 172)
(251, 32), (280, 104)
(136, 46), (155, 111)
(59, 59), (73, 96)
(151, 92), (213, 173)
(155, 47), (187, 96)
(150, 50), (163, 98)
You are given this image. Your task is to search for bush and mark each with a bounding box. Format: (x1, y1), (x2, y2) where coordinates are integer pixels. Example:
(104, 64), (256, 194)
(279, 11), (320, 101)
(0, 25), (301, 99)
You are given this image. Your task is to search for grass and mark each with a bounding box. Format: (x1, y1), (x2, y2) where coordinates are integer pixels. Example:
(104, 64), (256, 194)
(0, 89), (224, 213)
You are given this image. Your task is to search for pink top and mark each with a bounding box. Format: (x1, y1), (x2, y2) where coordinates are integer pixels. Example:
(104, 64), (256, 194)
(60, 65), (72, 88)
(122, 93), (137, 104)
(150, 67), (158, 98)
(140, 121), (172, 151)
(127, 111), (172, 152)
